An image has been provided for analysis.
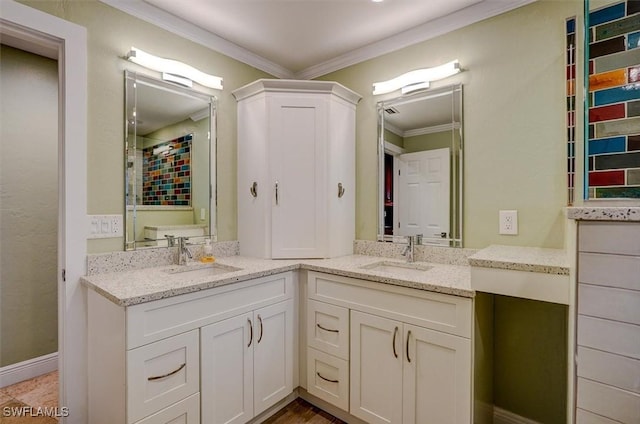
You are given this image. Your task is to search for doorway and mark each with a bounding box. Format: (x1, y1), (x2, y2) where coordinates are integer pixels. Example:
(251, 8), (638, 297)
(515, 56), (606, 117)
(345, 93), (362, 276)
(0, 44), (59, 380)
(1, 2), (87, 423)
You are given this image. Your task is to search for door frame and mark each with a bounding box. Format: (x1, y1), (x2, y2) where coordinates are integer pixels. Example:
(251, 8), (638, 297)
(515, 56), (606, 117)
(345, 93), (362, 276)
(1, 2), (87, 423)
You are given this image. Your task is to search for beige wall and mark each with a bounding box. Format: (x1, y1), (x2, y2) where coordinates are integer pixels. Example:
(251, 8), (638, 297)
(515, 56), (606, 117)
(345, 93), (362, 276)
(19, 0), (274, 253)
(0, 45), (58, 366)
(318, 0), (582, 249)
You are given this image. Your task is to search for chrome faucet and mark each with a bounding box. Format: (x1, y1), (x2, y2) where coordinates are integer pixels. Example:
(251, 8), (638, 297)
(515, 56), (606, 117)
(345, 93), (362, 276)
(402, 234), (422, 263)
(177, 237), (193, 265)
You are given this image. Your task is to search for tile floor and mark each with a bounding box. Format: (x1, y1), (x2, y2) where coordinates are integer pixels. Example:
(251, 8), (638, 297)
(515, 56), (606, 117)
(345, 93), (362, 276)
(0, 371), (58, 423)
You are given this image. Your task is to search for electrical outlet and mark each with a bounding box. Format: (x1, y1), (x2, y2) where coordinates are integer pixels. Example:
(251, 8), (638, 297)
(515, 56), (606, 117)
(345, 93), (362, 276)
(499, 210), (518, 235)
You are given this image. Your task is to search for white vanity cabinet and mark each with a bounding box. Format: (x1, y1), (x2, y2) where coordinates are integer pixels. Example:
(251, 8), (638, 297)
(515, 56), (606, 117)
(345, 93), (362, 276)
(87, 272), (295, 424)
(200, 299), (295, 424)
(233, 79), (361, 259)
(576, 221), (640, 424)
(305, 271), (473, 424)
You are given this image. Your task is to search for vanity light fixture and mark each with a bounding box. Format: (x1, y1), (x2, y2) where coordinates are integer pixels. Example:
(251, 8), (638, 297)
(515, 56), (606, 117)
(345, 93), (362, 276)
(372, 60), (461, 95)
(125, 46), (223, 90)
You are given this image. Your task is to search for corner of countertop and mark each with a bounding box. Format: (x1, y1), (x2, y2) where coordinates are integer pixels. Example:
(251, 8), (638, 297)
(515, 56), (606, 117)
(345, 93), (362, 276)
(468, 245), (570, 275)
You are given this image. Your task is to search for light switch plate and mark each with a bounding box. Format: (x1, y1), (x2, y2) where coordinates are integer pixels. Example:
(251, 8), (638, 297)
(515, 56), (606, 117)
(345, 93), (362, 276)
(88, 215), (123, 239)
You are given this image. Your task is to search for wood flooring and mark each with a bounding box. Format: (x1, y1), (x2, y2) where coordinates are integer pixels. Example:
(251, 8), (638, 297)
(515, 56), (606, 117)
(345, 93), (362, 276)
(263, 398), (346, 424)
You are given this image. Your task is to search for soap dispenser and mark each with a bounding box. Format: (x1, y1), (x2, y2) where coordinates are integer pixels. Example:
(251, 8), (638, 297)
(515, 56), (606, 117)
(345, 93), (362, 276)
(201, 238), (215, 263)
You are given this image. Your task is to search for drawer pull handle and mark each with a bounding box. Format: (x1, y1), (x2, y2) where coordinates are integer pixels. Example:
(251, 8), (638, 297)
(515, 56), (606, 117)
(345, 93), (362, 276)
(248, 318), (253, 347)
(406, 330), (412, 363)
(316, 372), (339, 384)
(257, 315), (263, 343)
(392, 326), (399, 358)
(148, 363), (186, 381)
(316, 323), (339, 333)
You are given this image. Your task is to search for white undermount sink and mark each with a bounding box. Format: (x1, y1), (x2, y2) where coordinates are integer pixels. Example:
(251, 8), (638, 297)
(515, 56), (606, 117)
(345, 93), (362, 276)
(164, 262), (242, 278)
(360, 261), (432, 278)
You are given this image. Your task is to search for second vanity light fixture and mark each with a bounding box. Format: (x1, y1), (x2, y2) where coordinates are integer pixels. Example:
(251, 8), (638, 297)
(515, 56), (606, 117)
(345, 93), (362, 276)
(126, 46), (223, 90)
(372, 59), (461, 95)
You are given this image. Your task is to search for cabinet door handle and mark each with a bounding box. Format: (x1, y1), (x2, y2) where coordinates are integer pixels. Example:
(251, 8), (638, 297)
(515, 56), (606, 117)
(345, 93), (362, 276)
(406, 330), (412, 363)
(257, 314), (263, 343)
(250, 182), (258, 198)
(317, 323), (339, 333)
(316, 372), (339, 384)
(147, 363), (186, 381)
(275, 181), (279, 205)
(338, 182), (345, 198)
(248, 318), (253, 347)
(392, 326), (399, 358)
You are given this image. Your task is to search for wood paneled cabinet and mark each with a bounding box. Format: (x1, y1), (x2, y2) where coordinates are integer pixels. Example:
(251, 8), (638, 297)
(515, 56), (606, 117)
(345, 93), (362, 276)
(233, 79), (361, 259)
(200, 299), (295, 424)
(305, 271), (473, 424)
(350, 311), (471, 424)
(87, 272), (295, 424)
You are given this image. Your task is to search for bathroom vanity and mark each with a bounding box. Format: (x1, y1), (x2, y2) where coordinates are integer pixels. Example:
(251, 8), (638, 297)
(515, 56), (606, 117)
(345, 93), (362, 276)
(83, 252), (476, 424)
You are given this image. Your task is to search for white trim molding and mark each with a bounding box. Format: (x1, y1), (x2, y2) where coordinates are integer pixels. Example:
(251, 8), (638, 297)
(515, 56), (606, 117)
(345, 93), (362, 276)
(100, 0), (293, 79)
(494, 407), (542, 424)
(100, 0), (535, 80)
(0, 353), (58, 388)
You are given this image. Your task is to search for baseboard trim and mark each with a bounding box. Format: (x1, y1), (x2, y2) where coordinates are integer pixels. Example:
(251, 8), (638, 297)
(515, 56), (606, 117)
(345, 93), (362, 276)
(0, 352), (58, 388)
(494, 406), (542, 424)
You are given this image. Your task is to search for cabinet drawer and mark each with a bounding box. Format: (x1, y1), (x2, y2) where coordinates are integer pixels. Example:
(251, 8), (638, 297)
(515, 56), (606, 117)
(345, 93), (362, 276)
(135, 393), (200, 424)
(579, 284), (640, 325)
(307, 347), (349, 412)
(577, 378), (640, 424)
(308, 271), (472, 338)
(576, 408), (621, 424)
(579, 222), (640, 255)
(307, 299), (349, 360)
(578, 315), (640, 360)
(127, 272), (293, 348)
(579, 252), (640, 291)
(577, 346), (640, 394)
(127, 330), (199, 423)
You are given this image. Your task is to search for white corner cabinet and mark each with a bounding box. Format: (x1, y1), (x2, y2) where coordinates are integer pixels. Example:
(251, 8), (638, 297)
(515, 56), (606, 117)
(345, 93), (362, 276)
(87, 272), (296, 424)
(575, 221), (640, 424)
(232, 79), (361, 259)
(304, 271), (473, 424)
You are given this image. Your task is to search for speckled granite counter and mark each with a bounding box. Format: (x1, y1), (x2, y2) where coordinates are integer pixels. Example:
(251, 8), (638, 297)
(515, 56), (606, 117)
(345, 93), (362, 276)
(81, 254), (472, 307)
(468, 245), (570, 275)
(567, 205), (640, 221)
(468, 245), (570, 304)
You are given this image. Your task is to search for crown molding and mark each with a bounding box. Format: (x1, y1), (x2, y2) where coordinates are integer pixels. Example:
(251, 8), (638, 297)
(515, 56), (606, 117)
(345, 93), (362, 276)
(101, 0), (535, 81)
(294, 0), (537, 80)
(99, 0), (294, 79)
(404, 122), (461, 137)
(384, 122), (404, 137)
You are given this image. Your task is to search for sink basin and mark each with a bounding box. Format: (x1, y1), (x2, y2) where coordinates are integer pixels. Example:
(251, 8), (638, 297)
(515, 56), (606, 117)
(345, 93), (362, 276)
(164, 263), (242, 278)
(360, 261), (432, 278)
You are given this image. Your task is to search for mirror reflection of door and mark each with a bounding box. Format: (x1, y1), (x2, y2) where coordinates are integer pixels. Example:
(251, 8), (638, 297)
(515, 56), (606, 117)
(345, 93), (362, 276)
(397, 149), (450, 244)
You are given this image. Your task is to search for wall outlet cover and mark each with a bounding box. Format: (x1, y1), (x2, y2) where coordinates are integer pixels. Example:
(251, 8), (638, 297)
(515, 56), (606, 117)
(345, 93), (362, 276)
(499, 210), (518, 235)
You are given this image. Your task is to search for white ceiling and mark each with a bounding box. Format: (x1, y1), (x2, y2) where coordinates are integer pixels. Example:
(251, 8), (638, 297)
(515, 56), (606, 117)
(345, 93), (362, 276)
(103, 0), (536, 79)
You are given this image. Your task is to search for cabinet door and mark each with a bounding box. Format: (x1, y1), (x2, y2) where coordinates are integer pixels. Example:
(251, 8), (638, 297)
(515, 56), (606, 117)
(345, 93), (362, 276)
(269, 96), (327, 258)
(402, 324), (471, 424)
(201, 313), (254, 424)
(350, 311), (403, 424)
(253, 299), (295, 415)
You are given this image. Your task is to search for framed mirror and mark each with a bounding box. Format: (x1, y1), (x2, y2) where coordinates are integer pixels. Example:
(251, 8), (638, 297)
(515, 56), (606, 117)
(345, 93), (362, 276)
(377, 84), (463, 247)
(124, 70), (216, 250)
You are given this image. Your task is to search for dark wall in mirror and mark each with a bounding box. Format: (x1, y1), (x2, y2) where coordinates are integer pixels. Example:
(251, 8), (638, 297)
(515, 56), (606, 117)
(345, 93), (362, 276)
(378, 84), (463, 247)
(125, 71), (216, 250)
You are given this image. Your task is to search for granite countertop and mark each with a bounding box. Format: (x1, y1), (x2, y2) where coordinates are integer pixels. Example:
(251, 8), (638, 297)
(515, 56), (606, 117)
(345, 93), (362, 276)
(81, 254), (472, 307)
(566, 205), (640, 221)
(468, 245), (570, 275)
